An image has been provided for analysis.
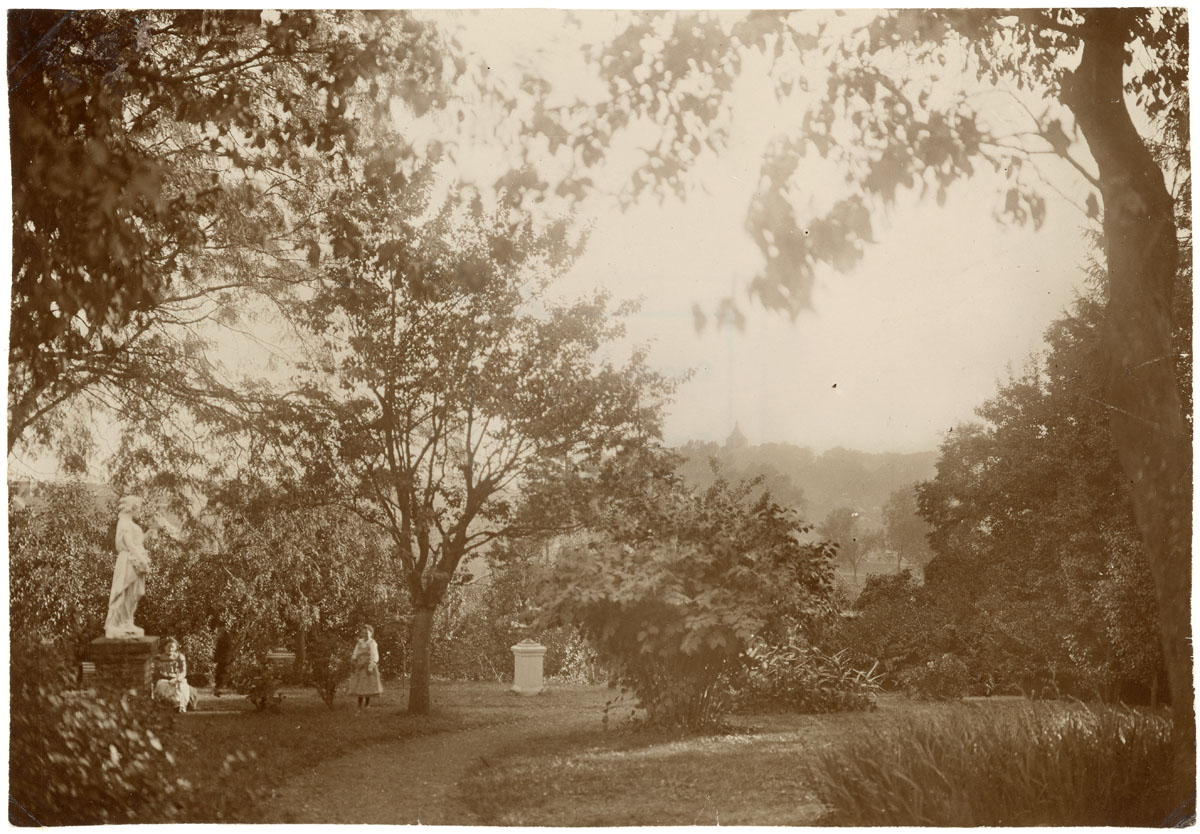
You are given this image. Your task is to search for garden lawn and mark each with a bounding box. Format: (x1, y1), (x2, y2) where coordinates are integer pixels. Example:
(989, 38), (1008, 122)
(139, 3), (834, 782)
(459, 696), (1173, 826)
(164, 681), (610, 823)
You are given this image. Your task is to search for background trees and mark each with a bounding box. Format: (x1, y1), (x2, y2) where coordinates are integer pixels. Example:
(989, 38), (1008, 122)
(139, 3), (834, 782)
(818, 506), (883, 587)
(882, 487), (933, 573)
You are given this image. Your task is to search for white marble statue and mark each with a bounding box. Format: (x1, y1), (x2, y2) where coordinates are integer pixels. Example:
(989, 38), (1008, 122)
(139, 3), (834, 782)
(105, 496), (150, 639)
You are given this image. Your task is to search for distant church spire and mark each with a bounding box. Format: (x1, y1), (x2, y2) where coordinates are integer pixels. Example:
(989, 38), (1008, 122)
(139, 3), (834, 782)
(725, 422), (749, 450)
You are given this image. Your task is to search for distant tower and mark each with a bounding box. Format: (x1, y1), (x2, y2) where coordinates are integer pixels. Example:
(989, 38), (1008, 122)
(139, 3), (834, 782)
(725, 423), (749, 451)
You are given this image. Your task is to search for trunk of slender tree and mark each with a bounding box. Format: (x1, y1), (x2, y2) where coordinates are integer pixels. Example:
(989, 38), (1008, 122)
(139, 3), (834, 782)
(407, 606), (435, 715)
(1067, 10), (1194, 802)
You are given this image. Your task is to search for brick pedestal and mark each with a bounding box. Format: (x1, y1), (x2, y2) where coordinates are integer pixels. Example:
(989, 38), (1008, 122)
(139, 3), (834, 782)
(89, 636), (158, 695)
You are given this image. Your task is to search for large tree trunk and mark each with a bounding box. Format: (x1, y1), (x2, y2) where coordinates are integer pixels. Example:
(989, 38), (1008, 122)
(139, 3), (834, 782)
(1067, 10), (1194, 803)
(407, 606), (435, 715)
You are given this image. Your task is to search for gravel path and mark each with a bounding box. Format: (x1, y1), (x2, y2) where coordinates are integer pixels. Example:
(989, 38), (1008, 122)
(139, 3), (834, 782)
(261, 696), (603, 824)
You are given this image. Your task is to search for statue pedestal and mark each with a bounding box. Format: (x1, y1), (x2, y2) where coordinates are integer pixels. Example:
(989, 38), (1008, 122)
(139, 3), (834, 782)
(89, 636), (158, 695)
(511, 639), (547, 696)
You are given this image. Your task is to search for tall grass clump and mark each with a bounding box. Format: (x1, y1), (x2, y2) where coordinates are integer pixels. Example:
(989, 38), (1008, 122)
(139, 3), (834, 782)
(808, 703), (1174, 826)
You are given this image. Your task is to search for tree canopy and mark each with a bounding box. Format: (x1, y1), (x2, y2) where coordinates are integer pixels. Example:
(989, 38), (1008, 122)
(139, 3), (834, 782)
(8, 10), (450, 452)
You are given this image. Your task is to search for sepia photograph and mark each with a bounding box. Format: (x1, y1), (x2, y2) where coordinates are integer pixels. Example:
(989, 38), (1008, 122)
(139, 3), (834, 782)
(7, 7), (1193, 826)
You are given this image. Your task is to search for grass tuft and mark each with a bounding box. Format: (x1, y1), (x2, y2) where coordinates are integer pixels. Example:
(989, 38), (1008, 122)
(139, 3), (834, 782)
(807, 702), (1175, 826)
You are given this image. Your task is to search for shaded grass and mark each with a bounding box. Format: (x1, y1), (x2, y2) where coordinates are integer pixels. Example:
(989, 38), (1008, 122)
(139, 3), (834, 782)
(460, 695), (975, 825)
(162, 681), (607, 822)
(459, 697), (1172, 826)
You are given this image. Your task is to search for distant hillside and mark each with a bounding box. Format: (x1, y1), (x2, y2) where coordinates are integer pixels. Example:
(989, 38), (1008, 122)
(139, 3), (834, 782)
(674, 433), (938, 527)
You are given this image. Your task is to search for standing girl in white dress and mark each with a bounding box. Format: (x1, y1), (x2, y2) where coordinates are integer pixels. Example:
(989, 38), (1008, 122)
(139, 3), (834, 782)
(347, 625), (382, 710)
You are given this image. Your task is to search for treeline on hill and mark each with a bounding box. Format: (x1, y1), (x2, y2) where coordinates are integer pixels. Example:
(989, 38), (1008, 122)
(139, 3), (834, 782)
(675, 435), (937, 524)
(675, 438), (937, 585)
(838, 266), (1189, 703)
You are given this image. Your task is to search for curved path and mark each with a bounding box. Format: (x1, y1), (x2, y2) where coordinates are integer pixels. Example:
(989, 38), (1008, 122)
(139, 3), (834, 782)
(261, 694), (603, 824)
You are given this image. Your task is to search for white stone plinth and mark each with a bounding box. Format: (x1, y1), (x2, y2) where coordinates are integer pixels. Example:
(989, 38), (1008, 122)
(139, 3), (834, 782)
(511, 638), (547, 695)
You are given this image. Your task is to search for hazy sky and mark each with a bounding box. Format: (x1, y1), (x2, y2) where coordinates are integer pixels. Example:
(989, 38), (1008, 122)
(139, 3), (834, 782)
(442, 10), (1097, 454)
(564, 170), (1090, 454)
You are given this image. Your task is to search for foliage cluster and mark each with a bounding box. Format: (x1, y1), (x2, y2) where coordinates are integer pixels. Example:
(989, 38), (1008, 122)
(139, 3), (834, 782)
(9, 483), (114, 664)
(304, 632), (353, 708)
(8, 9), (451, 454)
(9, 639), (253, 825)
(736, 639), (881, 714)
(541, 461), (840, 729)
(807, 704), (1175, 825)
(896, 654), (974, 701)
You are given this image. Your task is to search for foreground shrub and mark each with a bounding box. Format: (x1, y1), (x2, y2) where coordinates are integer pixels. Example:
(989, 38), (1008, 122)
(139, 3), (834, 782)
(9, 639), (255, 824)
(808, 703), (1174, 825)
(737, 639), (880, 714)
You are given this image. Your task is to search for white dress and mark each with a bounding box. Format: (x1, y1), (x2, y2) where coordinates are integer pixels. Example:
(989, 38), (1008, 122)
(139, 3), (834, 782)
(347, 638), (383, 696)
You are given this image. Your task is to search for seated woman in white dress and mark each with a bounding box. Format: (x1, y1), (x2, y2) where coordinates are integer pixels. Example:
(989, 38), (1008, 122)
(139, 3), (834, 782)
(153, 637), (198, 713)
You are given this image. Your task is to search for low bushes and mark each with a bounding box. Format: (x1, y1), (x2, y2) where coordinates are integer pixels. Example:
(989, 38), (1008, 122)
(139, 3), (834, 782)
(228, 644), (285, 712)
(737, 639), (881, 714)
(304, 631), (352, 708)
(896, 653), (973, 700)
(807, 703), (1175, 825)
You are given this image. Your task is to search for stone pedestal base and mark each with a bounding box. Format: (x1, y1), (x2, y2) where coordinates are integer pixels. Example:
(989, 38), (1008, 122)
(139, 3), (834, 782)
(89, 636), (158, 695)
(511, 639), (547, 696)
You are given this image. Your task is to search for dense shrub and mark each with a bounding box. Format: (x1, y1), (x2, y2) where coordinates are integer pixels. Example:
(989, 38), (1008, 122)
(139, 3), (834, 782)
(9, 483), (113, 662)
(228, 642), (284, 712)
(736, 639), (880, 714)
(304, 631), (352, 708)
(179, 631), (215, 687)
(542, 473), (838, 729)
(837, 571), (1057, 699)
(544, 628), (603, 683)
(9, 639), (253, 824)
(896, 653), (973, 700)
(807, 703), (1175, 825)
